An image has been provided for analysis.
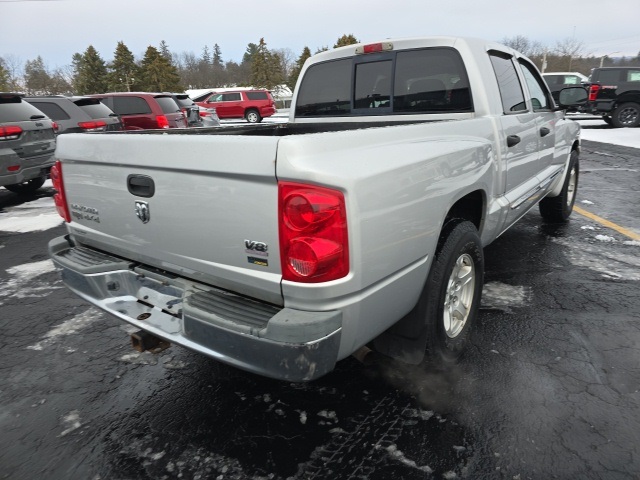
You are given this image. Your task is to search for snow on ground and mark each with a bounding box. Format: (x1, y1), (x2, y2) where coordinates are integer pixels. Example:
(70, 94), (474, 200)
(572, 118), (640, 149)
(0, 184), (62, 233)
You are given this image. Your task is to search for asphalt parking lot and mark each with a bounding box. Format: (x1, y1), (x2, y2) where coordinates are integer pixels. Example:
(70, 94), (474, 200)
(1, 136), (639, 480)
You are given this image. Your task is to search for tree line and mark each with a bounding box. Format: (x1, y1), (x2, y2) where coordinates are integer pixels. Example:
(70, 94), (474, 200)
(0, 34), (638, 96)
(0, 34), (358, 96)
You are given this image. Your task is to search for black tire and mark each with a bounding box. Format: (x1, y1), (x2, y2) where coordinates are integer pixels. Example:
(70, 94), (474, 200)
(421, 220), (484, 365)
(245, 109), (262, 123)
(602, 116), (613, 126)
(611, 102), (640, 128)
(4, 176), (46, 194)
(539, 150), (579, 223)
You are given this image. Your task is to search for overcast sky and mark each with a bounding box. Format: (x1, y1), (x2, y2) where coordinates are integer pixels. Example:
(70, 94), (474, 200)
(1, 0), (639, 70)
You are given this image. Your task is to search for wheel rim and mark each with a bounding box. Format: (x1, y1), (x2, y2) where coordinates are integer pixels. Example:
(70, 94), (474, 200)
(619, 106), (639, 126)
(566, 165), (577, 207)
(247, 112), (258, 122)
(443, 253), (476, 338)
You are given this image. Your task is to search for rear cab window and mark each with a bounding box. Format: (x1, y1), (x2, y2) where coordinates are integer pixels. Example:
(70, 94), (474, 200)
(295, 47), (472, 117)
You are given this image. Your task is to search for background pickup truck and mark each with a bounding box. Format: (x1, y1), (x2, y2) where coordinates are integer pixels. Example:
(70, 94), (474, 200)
(49, 37), (585, 381)
(584, 66), (640, 128)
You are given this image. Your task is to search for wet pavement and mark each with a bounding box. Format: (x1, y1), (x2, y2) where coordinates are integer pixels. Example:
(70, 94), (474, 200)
(1, 139), (639, 479)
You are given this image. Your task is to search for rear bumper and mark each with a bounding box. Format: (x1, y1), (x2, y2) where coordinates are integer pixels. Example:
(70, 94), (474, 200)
(49, 236), (342, 382)
(0, 152), (54, 186)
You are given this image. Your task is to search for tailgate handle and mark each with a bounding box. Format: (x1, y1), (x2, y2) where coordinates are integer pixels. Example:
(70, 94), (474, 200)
(127, 175), (155, 198)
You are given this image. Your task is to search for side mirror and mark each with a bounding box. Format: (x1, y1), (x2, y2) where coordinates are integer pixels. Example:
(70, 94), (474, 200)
(557, 86), (588, 108)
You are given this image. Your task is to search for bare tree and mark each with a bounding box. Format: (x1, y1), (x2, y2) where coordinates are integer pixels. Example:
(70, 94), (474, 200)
(554, 37), (586, 70)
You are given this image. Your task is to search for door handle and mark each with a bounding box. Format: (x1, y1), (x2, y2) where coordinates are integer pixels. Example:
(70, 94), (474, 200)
(540, 127), (551, 137)
(127, 174), (155, 198)
(507, 135), (521, 147)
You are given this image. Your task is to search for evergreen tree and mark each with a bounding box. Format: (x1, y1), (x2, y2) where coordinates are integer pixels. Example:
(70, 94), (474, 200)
(107, 41), (139, 91)
(0, 58), (10, 91)
(242, 43), (260, 65)
(24, 56), (51, 94)
(287, 46), (311, 91)
(159, 40), (173, 63)
(74, 46), (108, 94)
(250, 38), (282, 90)
(139, 46), (182, 92)
(334, 34), (359, 48)
(211, 43), (225, 86)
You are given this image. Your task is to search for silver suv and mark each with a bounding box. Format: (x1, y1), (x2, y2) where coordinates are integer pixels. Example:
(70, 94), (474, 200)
(0, 93), (56, 194)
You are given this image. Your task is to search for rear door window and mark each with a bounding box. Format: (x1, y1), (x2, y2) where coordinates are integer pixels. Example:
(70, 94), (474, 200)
(74, 99), (116, 119)
(155, 97), (181, 114)
(489, 52), (527, 113)
(26, 101), (70, 120)
(112, 96), (152, 115)
(0, 99), (50, 122)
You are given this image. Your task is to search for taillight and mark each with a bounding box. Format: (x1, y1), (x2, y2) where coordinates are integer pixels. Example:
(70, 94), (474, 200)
(279, 182), (349, 283)
(78, 120), (107, 132)
(588, 84), (601, 102)
(0, 125), (22, 140)
(51, 160), (71, 222)
(156, 115), (169, 129)
(52, 122), (59, 133)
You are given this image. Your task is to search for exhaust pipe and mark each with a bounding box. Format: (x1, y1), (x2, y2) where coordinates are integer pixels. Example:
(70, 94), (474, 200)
(352, 345), (375, 365)
(131, 330), (169, 353)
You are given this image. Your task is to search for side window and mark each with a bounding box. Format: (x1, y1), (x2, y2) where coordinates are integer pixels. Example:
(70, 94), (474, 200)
(354, 60), (392, 109)
(112, 96), (152, 115)
(626, 70), (640, 82)
(518, 60), (551, 111)
(295, 58), (352, 117)
(489, 52), (527, 113)
(597, 70), (620, 84)
(223, 93), (242, 101)
(246, 91), (268, 100)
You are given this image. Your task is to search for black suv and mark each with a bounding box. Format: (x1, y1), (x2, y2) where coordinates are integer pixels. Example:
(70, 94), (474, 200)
(0, 93), (56, 194)
(585, 67), (640, 127)
(24, 96), (122, 134)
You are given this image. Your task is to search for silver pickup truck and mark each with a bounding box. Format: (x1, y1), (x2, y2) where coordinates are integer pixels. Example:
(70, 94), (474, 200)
(49, 37), (585, 381)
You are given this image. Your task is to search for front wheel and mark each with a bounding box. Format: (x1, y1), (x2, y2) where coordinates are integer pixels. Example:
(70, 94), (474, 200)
(245, 109), (262, 123)
(539, 150), (579, 222)
(422, 220), (484, 365)
(4, 176), (46, 194)
(611, 102), (640, 128)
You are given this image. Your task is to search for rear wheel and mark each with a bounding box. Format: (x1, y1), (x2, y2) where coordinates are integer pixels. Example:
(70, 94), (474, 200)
(4, 176), (46, 194)
(539, 150), (579, 222)
(245, 109), (262, 123)
(421, 220), (484, 365)
(611, 102), (640, 128)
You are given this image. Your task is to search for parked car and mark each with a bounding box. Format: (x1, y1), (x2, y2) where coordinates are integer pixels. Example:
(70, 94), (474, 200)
(198, 106), (221, 127)
(193, 89), (276, 123)
(584, 67), (640, 127)
(89, 93), (187, 130)
(168, 93), (220, 127)
(24, 96), (123, 134)
(0, 92), (56, 194)
(542, 72), (589, 102)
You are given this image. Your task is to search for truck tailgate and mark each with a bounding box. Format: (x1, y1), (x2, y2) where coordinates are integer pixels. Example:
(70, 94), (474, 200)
(56, 132), (283, 305)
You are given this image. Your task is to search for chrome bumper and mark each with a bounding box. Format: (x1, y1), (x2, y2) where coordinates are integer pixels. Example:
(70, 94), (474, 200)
(49, 236), (342, 381)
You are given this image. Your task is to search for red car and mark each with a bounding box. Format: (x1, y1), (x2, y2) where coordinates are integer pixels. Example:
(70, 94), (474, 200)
(90, 92), (187, 130)
(193, 89), (276, 123)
